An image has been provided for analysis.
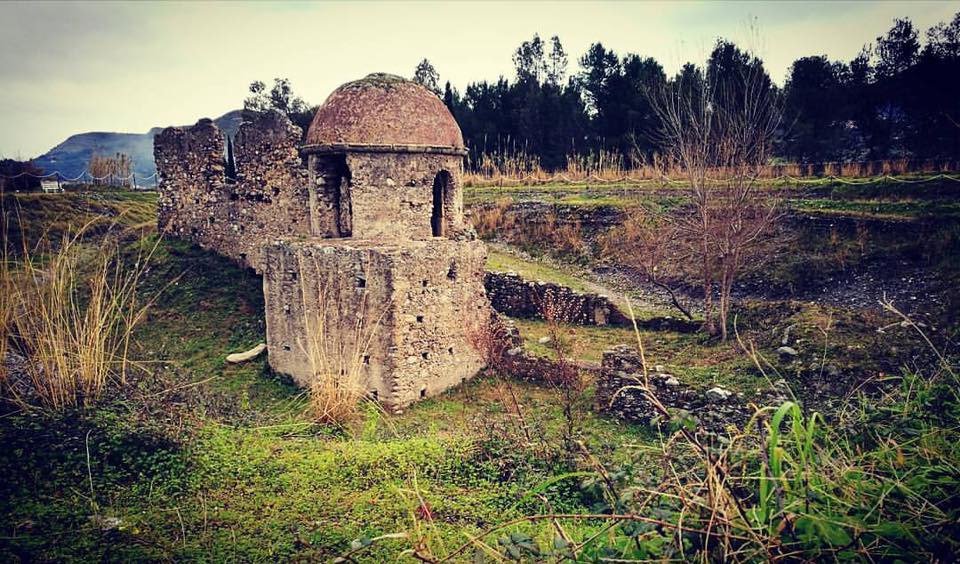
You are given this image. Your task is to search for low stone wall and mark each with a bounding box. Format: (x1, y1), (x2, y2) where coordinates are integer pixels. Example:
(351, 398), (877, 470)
(484, 272), (630, 326)
(472, 201), (626, 232)
(596, 345), (788, 432)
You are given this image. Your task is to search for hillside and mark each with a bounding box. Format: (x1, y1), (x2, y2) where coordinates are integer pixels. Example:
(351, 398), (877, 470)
(30, 110), (244, 182)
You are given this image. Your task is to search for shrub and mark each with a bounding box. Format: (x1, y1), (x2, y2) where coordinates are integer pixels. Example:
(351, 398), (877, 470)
(2, 226), (155, 410)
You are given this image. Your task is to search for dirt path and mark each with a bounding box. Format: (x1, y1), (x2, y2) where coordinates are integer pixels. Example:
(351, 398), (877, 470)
(487, 242), (694, 318)
(490, 242), (949, 321)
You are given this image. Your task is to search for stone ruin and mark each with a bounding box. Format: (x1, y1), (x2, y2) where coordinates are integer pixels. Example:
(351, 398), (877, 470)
(154, 73), (491, 410)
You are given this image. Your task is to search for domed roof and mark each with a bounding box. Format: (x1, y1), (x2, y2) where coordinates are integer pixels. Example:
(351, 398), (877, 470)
(304, 73), (464, 151)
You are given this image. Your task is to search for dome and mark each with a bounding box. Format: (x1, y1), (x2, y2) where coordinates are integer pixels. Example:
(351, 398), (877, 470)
(304, 73), (464, 151)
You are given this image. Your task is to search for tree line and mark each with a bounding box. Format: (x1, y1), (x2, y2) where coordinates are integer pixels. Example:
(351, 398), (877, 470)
(409, 11), (959, 171)
(238, 11), (959, 175)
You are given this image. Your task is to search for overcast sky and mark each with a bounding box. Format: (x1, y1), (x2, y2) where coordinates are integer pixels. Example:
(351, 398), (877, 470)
(1, 0), (958, 159)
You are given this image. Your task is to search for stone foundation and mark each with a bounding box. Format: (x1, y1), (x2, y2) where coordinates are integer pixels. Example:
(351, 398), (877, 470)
(263, 238), (490, 410)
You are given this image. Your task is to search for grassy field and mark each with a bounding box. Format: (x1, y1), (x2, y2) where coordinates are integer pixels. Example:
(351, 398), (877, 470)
(0, 232), (656, 561)
(487, 249), (595, 294)
(2, 189), (959, 561)
(465, 174), (960, 220)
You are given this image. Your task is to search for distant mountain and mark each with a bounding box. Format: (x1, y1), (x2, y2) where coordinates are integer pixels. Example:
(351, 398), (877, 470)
(32, 110), (244, 184)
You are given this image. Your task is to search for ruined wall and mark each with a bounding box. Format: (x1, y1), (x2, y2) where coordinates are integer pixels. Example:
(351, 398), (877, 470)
(596, 345), (789, 432)
(341, 152), (467, 240)
(262, 241), (397, 398)
(484, 272), (630, 326)
(155, 118), (228, 247)
(154, 111), (316, 271)
(263, 238), (490, 409)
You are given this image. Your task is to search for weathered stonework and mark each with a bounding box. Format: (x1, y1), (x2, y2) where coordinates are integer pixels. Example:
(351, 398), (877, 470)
(154, 112), (313, 271)
(484, 271), (630, 326)
(307, 151), (469, 240)
(263, 239), (489, 408)
(154, 73), (492, 410)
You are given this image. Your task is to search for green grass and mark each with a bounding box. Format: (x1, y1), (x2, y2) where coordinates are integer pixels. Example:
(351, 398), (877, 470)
(0, 230), (657, 561)
(509, 318), (766, 392)
(790, 197), (960, 219)
(3, 184), (959, 560)
(487, 248), (595, 294)
(2, 190), (158, 252)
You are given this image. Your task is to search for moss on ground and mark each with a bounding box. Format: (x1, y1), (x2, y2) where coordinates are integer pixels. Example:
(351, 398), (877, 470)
(0, 226), (657, 561)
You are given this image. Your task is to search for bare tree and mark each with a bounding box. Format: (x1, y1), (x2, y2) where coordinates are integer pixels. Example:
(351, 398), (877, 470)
(600, 208), (694, 320)
(649, 46), (782, 340)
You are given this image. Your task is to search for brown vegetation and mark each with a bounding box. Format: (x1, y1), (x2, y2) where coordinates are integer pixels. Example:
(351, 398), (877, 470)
(87, 153), (133, 187)
(462, 152), (960, 187)
(1, 223), (155, 410)
(295, 265), (385, 425)
(647, 45), (782, 340)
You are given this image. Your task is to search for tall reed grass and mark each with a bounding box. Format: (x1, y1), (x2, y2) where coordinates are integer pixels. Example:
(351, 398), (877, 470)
(462, 148), (960, 187)
(296, 258), (385, 425)
(1, 222), (155, 410)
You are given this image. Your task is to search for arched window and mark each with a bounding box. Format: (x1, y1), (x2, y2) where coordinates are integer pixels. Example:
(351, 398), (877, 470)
(320, 155), (352, 237)
(431, 170), (452, 237)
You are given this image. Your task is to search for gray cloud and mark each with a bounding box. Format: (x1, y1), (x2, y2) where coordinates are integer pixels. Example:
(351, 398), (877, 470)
(1, 1), (956, 159)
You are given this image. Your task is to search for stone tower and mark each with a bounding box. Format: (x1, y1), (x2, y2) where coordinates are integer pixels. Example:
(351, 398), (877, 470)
(154, 73), (492, 410)
(264, 73), (490, 408)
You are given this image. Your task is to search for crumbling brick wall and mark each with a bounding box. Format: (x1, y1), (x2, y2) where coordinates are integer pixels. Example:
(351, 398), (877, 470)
(154, 111), (315, 272)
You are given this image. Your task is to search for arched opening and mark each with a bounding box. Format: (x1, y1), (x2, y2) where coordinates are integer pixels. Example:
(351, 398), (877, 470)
(317, 154), (352, 237)
(333, 174), (352, 237)
(431, 170), (451, 237)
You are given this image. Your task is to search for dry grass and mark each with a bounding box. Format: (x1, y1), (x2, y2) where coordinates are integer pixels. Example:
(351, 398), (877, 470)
(462, 149), (959, 187)
(472, 203), (587, 260)
(470, 197), (515, 240)
(0, 248), (13, 389)
(1, 223), (156, 410)
(296, 259), (385, 425)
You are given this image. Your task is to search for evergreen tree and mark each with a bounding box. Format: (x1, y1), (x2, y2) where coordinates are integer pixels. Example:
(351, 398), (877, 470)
(412, 59), (441, 95)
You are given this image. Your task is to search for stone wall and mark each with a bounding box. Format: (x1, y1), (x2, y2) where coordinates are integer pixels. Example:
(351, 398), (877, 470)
(263, 238), (490, 410)
(156, 115), (473, 272)
(484, 271), (630, 326)
(334, 151), (469, 240)
(596, 345), (789, 432)
(154, 111), (314, 272)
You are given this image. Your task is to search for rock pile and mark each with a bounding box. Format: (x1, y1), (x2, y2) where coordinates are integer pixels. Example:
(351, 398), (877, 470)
(596, 345), (790, 432)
